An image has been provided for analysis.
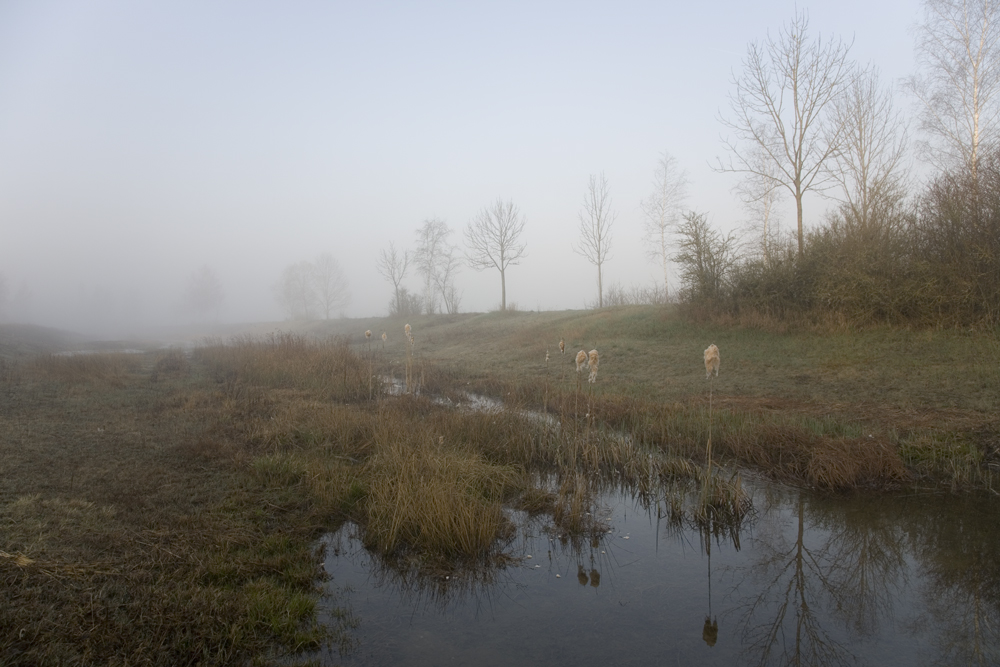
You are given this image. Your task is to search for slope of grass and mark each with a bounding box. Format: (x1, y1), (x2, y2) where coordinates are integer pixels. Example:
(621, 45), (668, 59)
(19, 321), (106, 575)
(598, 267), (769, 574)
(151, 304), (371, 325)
(2, 308), (997, 664)
(316, 306), (999, 488)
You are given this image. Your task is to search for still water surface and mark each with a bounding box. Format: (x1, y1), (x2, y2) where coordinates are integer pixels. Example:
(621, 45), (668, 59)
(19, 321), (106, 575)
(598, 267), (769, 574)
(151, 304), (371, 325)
(315, 481), (1000, 666)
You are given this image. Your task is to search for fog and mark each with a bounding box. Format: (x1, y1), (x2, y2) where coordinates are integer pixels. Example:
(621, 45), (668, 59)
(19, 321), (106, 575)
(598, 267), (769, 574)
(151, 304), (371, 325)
(0, 1), (920, 337)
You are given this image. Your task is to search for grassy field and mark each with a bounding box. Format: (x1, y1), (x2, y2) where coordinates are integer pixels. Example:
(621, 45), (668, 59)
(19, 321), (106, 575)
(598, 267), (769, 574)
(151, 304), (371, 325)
(323, 307), (1000, 489)
(1, 307), (998, 664)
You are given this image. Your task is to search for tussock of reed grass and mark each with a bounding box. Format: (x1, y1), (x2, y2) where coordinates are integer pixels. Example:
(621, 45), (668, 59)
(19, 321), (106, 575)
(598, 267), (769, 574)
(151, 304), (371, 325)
(694, 469), (752, 527)
(807, 437), (909, 490)
(551, 472), (606, 536)
(195, 332), (373, 402)
(362, 438), (521, 559)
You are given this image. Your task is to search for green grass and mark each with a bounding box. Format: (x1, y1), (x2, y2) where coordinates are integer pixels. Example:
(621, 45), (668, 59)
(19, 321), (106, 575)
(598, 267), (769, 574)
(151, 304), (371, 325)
(2, 307), (998, 664)
(314, 306), (999, 488)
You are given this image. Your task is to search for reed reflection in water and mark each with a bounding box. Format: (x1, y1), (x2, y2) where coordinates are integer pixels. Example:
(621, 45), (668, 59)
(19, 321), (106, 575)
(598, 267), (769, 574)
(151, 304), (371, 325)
(314, 483), (1000, 667)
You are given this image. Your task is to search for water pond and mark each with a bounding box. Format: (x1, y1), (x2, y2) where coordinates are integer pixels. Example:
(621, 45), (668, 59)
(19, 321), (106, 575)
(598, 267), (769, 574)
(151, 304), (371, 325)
(312, 479), (1000, 666)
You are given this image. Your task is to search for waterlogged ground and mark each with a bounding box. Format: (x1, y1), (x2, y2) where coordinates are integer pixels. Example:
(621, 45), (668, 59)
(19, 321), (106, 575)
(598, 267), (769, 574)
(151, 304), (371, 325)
(313, 481), (1000, 667)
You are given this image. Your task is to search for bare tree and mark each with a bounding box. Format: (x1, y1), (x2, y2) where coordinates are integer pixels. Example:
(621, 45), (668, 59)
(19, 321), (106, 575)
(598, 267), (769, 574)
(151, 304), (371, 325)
(414, 218), (459, 314)
(312, 253), (350, 319)
(435, 244), (462, 314)
(181, 265), (225, 320)
(717, 9), (855, 257)
(575, 173), (617, 308)
(274, 261), (317, 320)
(464, 198), (528, 311)
(640, 152), (688, 298)
(830, 67), (910, 237)
(734, 139), (785, 265)
(376, 242), (410, 316)
(905, 0), (1000, 180)
(673, 212), (737, 303)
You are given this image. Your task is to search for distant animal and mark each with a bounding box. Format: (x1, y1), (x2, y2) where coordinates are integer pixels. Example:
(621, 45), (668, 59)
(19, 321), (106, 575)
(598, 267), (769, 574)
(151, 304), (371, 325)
(704, 344), (720, 379)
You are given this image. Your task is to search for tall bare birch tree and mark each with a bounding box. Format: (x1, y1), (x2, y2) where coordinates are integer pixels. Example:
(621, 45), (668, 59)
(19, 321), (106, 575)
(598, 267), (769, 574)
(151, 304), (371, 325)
(575, 173), (616, 308)
(830, 67), (910, 237)
(717, 10), (854, 257)
(414, 218), (459, 314)
(465, 198), (527, 312)
(734, 137), (785, 265)
(640, 151), (688, 298)
(905, 0), (1000, 180)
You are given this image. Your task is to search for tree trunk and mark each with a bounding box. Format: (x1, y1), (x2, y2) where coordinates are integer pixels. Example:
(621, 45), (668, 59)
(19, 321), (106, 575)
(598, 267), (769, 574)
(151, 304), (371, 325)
(796, 192), (804, 258)
(500, 268), (506, 311)
(598, 264), (604, 308)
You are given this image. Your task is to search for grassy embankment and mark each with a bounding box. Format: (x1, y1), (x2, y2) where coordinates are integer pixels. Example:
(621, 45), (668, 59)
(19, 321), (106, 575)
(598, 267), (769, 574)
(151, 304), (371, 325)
(1, 307), (997, 664)
(336, 306), (1000, 490)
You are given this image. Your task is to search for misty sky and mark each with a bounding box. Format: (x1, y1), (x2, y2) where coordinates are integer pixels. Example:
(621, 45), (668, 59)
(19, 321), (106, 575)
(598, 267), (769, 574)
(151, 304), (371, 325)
(0, 1), (922, 335)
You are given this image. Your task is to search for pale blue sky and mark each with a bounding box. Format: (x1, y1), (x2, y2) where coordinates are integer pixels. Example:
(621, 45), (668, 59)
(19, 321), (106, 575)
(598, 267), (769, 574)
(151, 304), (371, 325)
(0, 1), (922, 333)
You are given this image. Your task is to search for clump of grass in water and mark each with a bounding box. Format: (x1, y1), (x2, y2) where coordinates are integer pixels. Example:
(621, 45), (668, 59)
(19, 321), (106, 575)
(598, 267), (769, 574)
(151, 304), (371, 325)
(361, 435), (522, 561)
(551, 471), (607, 537)
(694, 468), (752, 534)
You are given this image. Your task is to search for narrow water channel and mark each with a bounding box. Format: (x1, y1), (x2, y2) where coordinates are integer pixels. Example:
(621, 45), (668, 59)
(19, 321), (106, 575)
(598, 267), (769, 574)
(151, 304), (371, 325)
(312, 480), (1000, 666)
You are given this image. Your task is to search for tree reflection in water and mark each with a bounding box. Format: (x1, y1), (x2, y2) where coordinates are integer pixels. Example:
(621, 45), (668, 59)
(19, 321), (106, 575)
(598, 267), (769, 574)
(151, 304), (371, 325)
(319, 481), (1000, 667)
(907, 492), (1000, 667)
(733, 489), (872, 667)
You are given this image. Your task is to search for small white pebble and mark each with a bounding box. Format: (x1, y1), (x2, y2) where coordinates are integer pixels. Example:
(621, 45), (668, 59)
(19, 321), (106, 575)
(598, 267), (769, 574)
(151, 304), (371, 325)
(526, 555), (532, 559)
(624, 536), (630, 540)
(535, 565), (540, 568)
(556, 574), (561, 578)
(601, 550), (606, 554)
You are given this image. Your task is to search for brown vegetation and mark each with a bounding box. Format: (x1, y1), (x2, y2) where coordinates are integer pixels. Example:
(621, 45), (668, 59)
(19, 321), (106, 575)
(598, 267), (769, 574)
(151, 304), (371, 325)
(2, 305), (996, 663)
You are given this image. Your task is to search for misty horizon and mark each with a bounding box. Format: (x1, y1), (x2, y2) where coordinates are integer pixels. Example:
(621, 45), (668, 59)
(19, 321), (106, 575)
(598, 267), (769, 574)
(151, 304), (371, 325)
(1, 2), (922, 337)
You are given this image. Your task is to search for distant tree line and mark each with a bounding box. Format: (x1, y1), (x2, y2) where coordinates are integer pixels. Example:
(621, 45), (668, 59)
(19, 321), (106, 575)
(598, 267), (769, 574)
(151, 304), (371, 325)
(274, 253), (350, 320)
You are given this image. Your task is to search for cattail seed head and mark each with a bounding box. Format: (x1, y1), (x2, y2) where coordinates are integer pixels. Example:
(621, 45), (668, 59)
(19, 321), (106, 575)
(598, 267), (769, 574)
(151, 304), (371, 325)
(365, 330), (372, 339)
(381, 332), (387, 342)
(588, 349), (599, 383)
(404, 323), (411, 334)
(704, 344), (720, 379)
(575, 350), (587, 372)
(559, 339), (565, 354)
